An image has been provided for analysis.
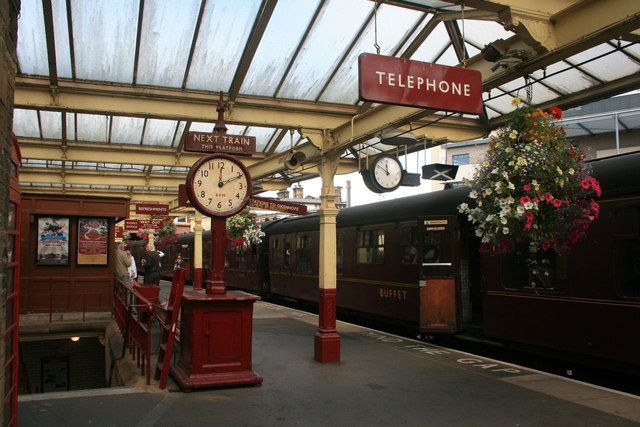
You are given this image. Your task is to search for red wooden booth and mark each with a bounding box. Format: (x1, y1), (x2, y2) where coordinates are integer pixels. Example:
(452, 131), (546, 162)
(20, 194), (129, 315)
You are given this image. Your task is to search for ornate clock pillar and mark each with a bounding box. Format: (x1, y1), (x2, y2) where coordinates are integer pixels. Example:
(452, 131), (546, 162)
(171, 153), (262, 390)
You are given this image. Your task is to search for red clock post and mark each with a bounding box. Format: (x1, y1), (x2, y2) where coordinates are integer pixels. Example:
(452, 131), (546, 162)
(171, 153), (262, 390)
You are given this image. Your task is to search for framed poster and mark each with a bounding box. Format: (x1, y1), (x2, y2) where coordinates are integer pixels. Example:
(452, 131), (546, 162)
(37, 217), (70, 265)
(77, 218), (109, 265)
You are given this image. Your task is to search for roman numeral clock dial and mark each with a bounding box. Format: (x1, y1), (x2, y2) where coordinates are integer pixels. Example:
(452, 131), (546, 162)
(186, 153), (252, 217)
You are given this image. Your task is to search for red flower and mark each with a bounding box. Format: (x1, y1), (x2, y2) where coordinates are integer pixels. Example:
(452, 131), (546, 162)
(553, 199), (563, 207)
(581, 179), (590, 189)
(548, 107), (563, 119)
(541, 241), (552, 250)
(520, 196), (531, 204)
(523, 183), (531, 191)
(544, 192), (554, 203)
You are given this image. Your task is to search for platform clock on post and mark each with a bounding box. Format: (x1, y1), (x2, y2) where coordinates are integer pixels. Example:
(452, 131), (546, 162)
(173, 152), (262, 390)
(186, 153), (251, 294)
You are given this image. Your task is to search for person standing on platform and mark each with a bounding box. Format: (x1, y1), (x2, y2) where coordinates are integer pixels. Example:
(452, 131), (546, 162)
(142, 243), (161, 286)
(174, 254), (184, 270)
(115, 241), (132, 286)
(127, 249), (137, 284)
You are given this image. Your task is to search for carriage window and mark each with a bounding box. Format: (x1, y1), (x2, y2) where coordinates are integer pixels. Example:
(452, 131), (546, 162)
(422, 230), (452, 264)
(296, 234), (312, 273)
(502, 243), (567, 291)
(337, 232), (344, 274)
(284, 241), (292, 268)
(614, 207), (640, 297)
(402, 227), (418, 264)
(356, 230), (384, 264)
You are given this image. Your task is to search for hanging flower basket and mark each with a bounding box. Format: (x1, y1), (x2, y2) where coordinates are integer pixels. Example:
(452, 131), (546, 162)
(458, 98), (601, 282)
(226, 207), (265, 251)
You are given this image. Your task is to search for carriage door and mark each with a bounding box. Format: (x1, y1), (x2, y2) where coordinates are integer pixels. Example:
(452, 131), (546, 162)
(418, 216), (459, 333)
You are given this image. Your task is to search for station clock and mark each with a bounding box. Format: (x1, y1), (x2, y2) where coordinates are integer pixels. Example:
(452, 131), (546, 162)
(361, 154), (404, 193)
(186, 153), (252, 217)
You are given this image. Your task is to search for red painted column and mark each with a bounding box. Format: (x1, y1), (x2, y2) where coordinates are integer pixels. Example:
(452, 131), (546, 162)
(192, 268), (203, 290)
(207, 216), (226, 294)
(314, 288), (340, 362)
(314, 155), (341, 363)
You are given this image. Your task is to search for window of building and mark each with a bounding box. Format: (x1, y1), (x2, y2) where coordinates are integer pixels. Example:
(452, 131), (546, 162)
(614, 206), (640, 297)
(356, 229), (384, 264)
(296, 234), (312, 273)
(452, 153), (470, 165)
(501, 243), (567, 291)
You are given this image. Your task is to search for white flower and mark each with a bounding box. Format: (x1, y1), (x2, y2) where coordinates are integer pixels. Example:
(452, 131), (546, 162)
(524, 202), (533, 210)
(458, 203), (469, 212)
(475, 229), (484, 237)
(507, 182), (515, 190)
(503, 227), (510, 235)
(500, 217), (508, 225)
(469, 190), (478, 199)
(516, 206), (525, 214)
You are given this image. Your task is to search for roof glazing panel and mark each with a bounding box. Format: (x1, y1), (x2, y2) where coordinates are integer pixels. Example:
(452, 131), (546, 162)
(16, 0), (47, 75)
(184, 0), (262, 91)
(239, 0), (321, 97)
(317, 4), (426, 104)
(110, 116), (145, 145)
(135, 0), (200, 87)
(277, 0), (373, 100)
(71, 0), (139, 83)
(13, 109), (40, 138)
(143, 119), (179, 146)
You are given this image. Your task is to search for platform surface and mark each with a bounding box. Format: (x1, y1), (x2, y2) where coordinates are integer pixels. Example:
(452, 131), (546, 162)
(19, 298), (640, 426)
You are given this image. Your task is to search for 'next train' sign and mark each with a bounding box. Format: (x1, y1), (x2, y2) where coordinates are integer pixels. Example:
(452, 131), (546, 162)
(358, 53), (483, 115)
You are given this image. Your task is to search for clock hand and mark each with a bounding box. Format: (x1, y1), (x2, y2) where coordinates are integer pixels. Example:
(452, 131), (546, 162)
(218, 164), (225, 187)
(220, 173), (244, 186)
(376, 164), (390, 175)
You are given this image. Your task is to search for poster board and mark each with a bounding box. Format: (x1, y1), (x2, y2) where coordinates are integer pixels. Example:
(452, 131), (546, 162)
(36, 217), (70, 265)
(77, 218), (109, 265)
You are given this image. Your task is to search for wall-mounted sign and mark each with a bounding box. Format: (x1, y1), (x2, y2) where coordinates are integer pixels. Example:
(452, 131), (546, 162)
(36, 217), (69, 265)
(135, 203), (169, 215)
(358, 53), (483, 115)
(184, 132), (256, 155)
(124, 219), (164, 230)
(248, 196), (307, 215)
(77, 218), (108, 265)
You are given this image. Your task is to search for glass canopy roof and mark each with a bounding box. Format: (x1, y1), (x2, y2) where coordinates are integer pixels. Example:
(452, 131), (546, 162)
(12, 0), (640, 203)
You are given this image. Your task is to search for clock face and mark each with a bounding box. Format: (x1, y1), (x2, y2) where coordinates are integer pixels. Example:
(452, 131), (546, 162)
(187, 154), (251, 217)
(371, 155), (403, 191)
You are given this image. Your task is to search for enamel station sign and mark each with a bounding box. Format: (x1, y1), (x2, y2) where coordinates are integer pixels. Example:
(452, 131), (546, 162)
(358, 53), (483, 115)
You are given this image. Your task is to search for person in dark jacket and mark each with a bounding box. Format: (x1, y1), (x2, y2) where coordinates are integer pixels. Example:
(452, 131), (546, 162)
(142, 244), (161, 286)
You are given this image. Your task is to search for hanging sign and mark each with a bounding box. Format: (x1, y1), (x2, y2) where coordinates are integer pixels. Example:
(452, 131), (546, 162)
(358, 53), (483, 115)
(248, 196), (307, 215)
(124, 219), (164, 230)
(184, 132), (256, 155)
(135, 203), (169, 215)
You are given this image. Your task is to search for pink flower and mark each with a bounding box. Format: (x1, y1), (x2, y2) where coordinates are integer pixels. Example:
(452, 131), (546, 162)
(525, 211), (534, 221)
(520, 196), (531, 204)
(553, 199), (562, 207)
(581, 179), (590, 189)
(524, 183), (531, 191)
(544, 193), (553, 203)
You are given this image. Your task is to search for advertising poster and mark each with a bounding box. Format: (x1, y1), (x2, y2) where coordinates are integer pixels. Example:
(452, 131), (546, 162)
(37, 217), (70, 265)
(77, 218), (109, 265)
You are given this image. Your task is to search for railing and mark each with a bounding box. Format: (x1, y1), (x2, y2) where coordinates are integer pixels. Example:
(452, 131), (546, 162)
(111, 278), (156, 385)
